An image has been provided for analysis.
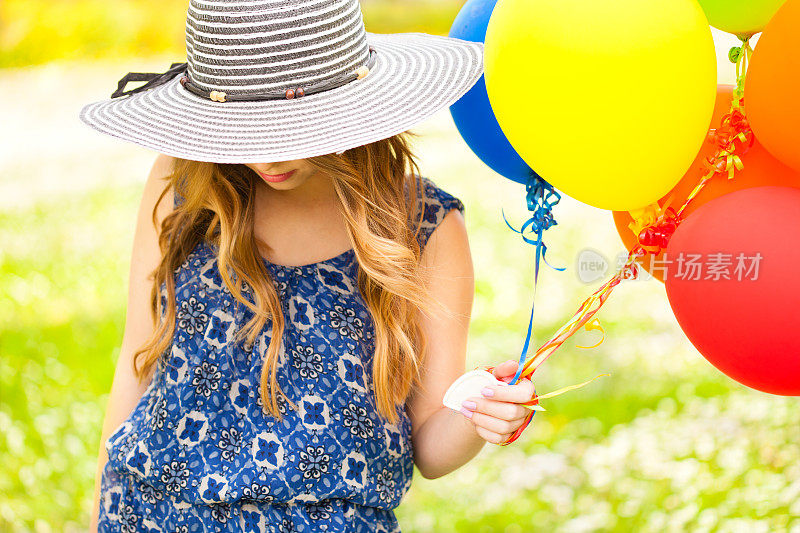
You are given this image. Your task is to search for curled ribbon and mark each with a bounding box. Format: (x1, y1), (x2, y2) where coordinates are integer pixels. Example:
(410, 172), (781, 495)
(632, 39), (755, 247)
(628, 203), (664, 237)
(500, 171), (564, 388)
(520, 251), (640, 380)
(575, 318), (605, 349)
(627, 203), (678, 254)
(731, 36), (754, 103)
(485, 362), (609, 446)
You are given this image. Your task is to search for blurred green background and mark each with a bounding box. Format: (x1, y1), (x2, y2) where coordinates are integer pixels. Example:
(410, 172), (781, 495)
(0, 0), (462, 68)
(1, 1), (798, 532)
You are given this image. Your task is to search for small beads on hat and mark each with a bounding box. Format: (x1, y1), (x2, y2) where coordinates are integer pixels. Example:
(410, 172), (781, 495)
(355, 66), (370, 80)
(285, 87), (306, 99)
(179, 76), (189, 87)
(209, 90), (227, 102)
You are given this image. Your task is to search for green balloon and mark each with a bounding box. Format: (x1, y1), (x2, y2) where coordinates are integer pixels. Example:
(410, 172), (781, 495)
(697, 0), (787, 36)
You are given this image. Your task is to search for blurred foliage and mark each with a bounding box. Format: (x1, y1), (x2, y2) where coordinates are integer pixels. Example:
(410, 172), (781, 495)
(0, 0), (463, 68)
(0, 187), (135, 531)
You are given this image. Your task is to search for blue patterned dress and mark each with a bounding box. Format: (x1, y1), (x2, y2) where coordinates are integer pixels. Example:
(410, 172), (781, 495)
(98, 175), (465, 532)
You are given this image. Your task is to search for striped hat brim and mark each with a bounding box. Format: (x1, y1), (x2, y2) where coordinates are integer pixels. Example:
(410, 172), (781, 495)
(79, 33), (484, 163)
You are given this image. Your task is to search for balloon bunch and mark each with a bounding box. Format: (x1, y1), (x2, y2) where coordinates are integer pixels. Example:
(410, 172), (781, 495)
(616, 1), (800, 396)
(447, 0), (800, 443)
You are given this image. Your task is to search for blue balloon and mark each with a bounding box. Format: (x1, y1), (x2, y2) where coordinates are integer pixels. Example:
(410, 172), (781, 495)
(449, 0), (534, 184)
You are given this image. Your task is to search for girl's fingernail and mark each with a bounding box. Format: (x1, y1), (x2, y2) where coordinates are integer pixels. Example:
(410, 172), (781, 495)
(461, 400), (477, 410)
(460, 407), (473, 419)
(481, 387), (494, 398)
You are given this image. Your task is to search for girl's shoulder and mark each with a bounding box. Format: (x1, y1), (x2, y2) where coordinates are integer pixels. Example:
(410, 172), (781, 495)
(411, 174), (465, 252)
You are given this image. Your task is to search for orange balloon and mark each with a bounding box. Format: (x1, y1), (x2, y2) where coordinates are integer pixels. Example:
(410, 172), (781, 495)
(746, 0), (800, 172)
(614, 85), (800, 282)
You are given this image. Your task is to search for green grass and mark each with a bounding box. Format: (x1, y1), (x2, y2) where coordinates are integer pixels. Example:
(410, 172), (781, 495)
(0, 187), (136, 531)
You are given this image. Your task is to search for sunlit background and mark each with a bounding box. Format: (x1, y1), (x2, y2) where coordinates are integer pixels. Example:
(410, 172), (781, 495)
(1, 1), (798, 531)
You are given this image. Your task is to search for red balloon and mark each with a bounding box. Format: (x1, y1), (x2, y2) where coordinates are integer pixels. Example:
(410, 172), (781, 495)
(665, 186), (800, 395)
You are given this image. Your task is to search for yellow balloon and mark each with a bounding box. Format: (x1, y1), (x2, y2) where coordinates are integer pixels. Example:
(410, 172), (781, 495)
(484, 0), (717, 211)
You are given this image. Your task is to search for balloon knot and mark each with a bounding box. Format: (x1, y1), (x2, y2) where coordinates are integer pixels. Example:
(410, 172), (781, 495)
(523, 171), (561, 234)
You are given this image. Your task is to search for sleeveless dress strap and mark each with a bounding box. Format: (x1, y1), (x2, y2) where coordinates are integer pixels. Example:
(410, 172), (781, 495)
(413, 175), (466, 252)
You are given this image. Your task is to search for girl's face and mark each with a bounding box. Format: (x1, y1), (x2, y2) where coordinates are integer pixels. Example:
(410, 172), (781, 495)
(244, 158), (319, 191)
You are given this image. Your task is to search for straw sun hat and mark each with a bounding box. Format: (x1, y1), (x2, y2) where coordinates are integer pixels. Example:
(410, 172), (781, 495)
(78, 0), (484, 163)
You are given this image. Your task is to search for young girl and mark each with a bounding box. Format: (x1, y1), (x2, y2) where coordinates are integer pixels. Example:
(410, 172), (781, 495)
(81, 1), (536, 531)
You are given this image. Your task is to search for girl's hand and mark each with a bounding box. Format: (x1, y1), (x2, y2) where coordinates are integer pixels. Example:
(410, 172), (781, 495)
(458, 359), (535, 445)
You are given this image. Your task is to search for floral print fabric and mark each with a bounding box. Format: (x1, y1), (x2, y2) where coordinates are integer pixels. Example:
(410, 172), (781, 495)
(98, 176), (465, 532)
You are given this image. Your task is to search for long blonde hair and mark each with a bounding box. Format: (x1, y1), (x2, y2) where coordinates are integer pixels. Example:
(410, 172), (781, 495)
(133, 132), (446, 423)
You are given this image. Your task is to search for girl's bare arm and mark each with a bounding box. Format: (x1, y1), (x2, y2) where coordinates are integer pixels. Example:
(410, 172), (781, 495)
(405, 207), (483, 479)
(89, 154), (175, 531)
(407, 208), (534, 479)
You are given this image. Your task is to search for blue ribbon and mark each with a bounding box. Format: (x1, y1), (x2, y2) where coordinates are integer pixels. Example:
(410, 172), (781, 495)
(501, 171), (564, 385)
